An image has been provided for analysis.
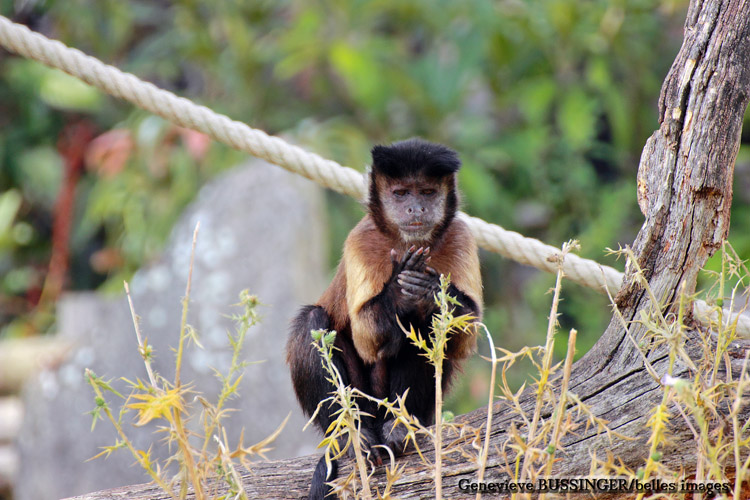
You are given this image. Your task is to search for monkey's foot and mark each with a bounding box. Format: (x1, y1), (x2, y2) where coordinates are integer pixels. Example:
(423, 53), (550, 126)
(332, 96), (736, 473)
(382, 418), (410, 456)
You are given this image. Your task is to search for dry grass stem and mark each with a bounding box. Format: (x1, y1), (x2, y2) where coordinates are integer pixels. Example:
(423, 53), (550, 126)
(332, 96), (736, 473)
(86, 223), (284, 500)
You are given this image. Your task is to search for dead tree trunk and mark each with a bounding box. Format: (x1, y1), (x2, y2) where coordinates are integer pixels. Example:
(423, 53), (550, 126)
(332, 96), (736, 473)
(66, 0), (750, 499)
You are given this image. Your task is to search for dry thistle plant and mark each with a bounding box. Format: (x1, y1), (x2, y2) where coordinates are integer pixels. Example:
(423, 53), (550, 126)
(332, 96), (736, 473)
(308, 241), (750, 499)
(472, 321), (498, 499)
(487, 241), (620, 498)
(86, 224), (287, 500)
(307, 328), (378, 500)
(311, 274), (478, 500)
(400, 274), (479, 499)
(595, 242), (750, 499)
(310, 343), (422, 499)
(307, 326), (417, 499)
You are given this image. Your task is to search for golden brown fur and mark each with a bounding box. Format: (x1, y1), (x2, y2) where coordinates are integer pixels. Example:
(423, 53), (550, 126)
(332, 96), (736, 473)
(318, 214), (482, 364)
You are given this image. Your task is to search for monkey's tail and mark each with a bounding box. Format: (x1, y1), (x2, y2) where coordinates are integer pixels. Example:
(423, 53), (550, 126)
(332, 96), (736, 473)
(309, 455), (338, 500)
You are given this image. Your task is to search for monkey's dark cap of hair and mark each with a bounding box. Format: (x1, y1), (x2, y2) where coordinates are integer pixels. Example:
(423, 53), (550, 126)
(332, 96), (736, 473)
(371, 138), (461, 179)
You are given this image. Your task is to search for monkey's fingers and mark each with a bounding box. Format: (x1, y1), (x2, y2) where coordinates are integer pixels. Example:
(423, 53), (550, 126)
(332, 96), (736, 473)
(383, 419), (410, 456)
(403, 246), (428, 271)
(420, 247), (432, 269)
(404, 246), (424, 266)
(400, 271), (439, 296)
(401, 269), (439, 289)
(391, 247), (411, 274)
(398, 271), (434, 286)
(398, 280), (431, 296)
(395, 245), (418, 271)
(358, 428), (384, 466)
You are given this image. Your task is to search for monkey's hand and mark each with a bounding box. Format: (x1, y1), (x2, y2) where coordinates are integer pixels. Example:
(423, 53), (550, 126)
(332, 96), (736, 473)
(397, 266), (439, 309)
(372, 246), (428, 358)
(388, 246), (439, 310)
(389, 245), (430, 277)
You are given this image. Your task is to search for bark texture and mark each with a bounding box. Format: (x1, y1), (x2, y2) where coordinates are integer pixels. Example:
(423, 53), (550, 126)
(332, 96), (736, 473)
(65, 0), (750, 498)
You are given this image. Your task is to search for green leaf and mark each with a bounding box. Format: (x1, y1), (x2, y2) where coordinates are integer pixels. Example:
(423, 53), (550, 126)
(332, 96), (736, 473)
(17, 147), (64, 208)
(39, 69), (102, 112)
(329, 42), (386, 108)
(557, 89), (598, 151)
(518, 79), (557, 124)
(0, 189), (22, 239)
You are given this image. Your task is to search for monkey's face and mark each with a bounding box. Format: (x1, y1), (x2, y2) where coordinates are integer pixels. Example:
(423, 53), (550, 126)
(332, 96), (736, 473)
(380, 176), (447, 243)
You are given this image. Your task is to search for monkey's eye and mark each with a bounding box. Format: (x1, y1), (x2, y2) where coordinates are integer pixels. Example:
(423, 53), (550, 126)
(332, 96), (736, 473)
(393, 189), (408, 197)
(420, 189), (436, 196)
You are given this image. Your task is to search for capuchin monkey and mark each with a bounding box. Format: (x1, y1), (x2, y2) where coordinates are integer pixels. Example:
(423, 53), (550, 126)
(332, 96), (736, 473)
(286, 138), (483, 499)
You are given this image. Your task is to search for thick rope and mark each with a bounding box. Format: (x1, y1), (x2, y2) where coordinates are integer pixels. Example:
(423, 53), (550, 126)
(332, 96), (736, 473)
(0, 16), (366, 201)
(1, 15), (748, 338)
(459, 214), (624, 293)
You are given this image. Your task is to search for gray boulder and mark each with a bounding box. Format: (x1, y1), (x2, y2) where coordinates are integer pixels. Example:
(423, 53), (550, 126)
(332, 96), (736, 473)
(16, 160), (330, 500)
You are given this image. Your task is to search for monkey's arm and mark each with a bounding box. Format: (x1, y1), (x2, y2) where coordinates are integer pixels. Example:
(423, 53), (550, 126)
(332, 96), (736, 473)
(397, 266), (481, 354)
(346, 246), (430, 363)
(399, 268), (480, 316)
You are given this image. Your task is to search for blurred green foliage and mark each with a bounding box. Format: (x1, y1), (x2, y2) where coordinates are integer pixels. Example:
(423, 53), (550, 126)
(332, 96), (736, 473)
(1, 0), (749, 410)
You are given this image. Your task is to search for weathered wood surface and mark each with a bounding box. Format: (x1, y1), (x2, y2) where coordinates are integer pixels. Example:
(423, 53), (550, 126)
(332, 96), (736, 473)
(65, 0), (750, 498)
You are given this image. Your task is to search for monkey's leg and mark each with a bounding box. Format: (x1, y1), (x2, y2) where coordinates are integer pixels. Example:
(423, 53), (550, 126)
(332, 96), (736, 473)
(287, 306), (344, 500)
(380, 343), (459, 454)
(370, 358), (389, 399)
(287, 305), (340, 427)
(287, 306), (380, 435)
(286, 306), (381, 499)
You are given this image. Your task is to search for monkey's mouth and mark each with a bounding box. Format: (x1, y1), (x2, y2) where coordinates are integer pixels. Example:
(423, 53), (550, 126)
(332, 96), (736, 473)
(401, 222), (431, 237)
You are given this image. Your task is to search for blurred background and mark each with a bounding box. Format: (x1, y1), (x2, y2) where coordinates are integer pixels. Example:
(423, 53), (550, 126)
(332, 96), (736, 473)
(1, 0), (749, 498)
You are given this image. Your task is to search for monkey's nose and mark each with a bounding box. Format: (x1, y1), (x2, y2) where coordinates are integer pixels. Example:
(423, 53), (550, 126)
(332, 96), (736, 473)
(406, 206), (425, 214)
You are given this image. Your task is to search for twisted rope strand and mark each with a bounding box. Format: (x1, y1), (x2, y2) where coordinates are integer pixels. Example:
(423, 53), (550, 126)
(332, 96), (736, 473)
(1, 15), (747, 338)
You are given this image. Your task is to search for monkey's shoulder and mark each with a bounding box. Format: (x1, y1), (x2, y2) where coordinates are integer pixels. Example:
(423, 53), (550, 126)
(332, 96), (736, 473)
(343, 215), (397, 268)
(437, 217), (476, 251)
(316, 263), (349, 333)
(316, 216), (391, 331)
(432, 217), (483, 313)
(426, 217), (479, 270)
(346, 215), (392, 245)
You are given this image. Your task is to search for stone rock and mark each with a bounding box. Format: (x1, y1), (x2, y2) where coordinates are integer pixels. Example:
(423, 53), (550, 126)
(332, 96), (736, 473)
(16, 160), (330, 500)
